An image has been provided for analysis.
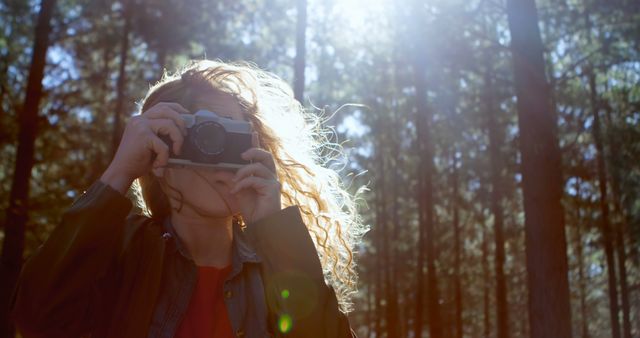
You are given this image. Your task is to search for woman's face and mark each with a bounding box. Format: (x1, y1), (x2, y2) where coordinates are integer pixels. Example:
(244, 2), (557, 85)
(158, 91), (248, 218)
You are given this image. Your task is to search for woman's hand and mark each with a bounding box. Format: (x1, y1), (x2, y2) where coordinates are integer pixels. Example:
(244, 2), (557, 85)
(100, 102), (189, 194)
(230, 141), (282, 224)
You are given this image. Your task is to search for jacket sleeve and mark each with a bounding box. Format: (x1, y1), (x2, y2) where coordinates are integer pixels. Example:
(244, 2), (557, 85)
(245, 206), (356, 338)
(10, 180), (132, 337)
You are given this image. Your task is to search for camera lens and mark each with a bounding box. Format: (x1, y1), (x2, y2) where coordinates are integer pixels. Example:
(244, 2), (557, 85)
(192, 121), (225, 156)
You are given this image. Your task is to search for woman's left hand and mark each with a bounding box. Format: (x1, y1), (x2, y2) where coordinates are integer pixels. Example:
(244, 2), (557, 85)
(230, 143), (282, 224)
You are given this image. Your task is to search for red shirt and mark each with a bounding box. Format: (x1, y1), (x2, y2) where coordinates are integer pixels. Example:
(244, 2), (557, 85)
(174, 265), (234, 338)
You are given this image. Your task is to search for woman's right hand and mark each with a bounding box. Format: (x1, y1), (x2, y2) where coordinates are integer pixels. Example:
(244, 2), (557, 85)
(100, 102), (189, 194)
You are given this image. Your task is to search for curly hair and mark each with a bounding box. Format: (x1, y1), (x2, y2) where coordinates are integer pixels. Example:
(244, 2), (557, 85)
(131, 60), (367, 312)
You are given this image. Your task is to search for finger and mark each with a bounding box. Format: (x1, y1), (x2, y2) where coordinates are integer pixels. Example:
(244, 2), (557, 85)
(148, 134), (170, 168)
(251, 131), (260, 148)
(143, 103), (188, 135)
(230, 176), (272, 194)
(241, 148), (276, 173)
(148, 119), (184, 155)
(233, 162), (275, 182)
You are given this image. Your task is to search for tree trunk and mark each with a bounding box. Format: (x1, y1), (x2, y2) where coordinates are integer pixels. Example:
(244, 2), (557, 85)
(505, 0), (573, 337)
(573, 178), (590, 338)
(0, 0), (57, 336)
(383, 170), (398, 337)
(482, 211), (491, 338)
(605, 106), (633, 338)
(483, 54), (510, 338)
(112, 0), (131, 156)
(450, 150), (463, 338)
(315, 0), (333, 107)
(374, 216), (383, 336)
(375, 122), (390, 337)
(373, 138), (386, 336)
(386, 99), (401, 338)
(366, 264), (374, 338)
(411, 24), (442, 338)
(605, 99), (640, 265)
(614, 213), (631, 338)
(413, 28), (426, 338)
(583, 5), (629, 334)
(414, 49), (442, 338)
(293, 0), (307, 103)
(587, 69), (621, 338)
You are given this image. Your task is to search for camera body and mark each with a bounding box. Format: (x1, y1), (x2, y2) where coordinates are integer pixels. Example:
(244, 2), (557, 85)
(162, 110), (252, 170)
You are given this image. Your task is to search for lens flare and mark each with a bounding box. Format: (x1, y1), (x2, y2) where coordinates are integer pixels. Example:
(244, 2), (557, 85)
(278, 314), (293, 333)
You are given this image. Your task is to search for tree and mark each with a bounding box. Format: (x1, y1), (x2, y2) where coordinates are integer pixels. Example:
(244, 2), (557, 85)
(293, 0), (307, 103)
(450, 149), (463, 338)
(411, 1), (443, 336)
(0, 0), (58, 336)
(587, 65), (621, 338)
(482, 29), (510, 338)
(112, 0), (132, 156)
(505, 0), (573, 337)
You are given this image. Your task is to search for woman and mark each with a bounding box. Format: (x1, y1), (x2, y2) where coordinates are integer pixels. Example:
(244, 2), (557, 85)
(10, 60), (366, 337)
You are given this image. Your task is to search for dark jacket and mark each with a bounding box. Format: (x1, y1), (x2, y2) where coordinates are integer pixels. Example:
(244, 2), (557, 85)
(11, 180), (354, 337)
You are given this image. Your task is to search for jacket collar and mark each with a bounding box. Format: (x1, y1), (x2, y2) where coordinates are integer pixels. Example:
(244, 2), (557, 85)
(161, 217), (261, 266)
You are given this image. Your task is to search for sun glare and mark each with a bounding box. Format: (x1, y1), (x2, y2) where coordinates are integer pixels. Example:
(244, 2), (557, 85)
(331, 0), (390, 35)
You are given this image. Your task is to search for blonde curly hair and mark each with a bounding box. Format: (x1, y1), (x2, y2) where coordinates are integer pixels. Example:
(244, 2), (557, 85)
(131, 60), (367, 312)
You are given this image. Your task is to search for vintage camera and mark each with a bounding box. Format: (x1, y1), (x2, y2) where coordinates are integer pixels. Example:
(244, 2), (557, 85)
(161, 110), (252, 170)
